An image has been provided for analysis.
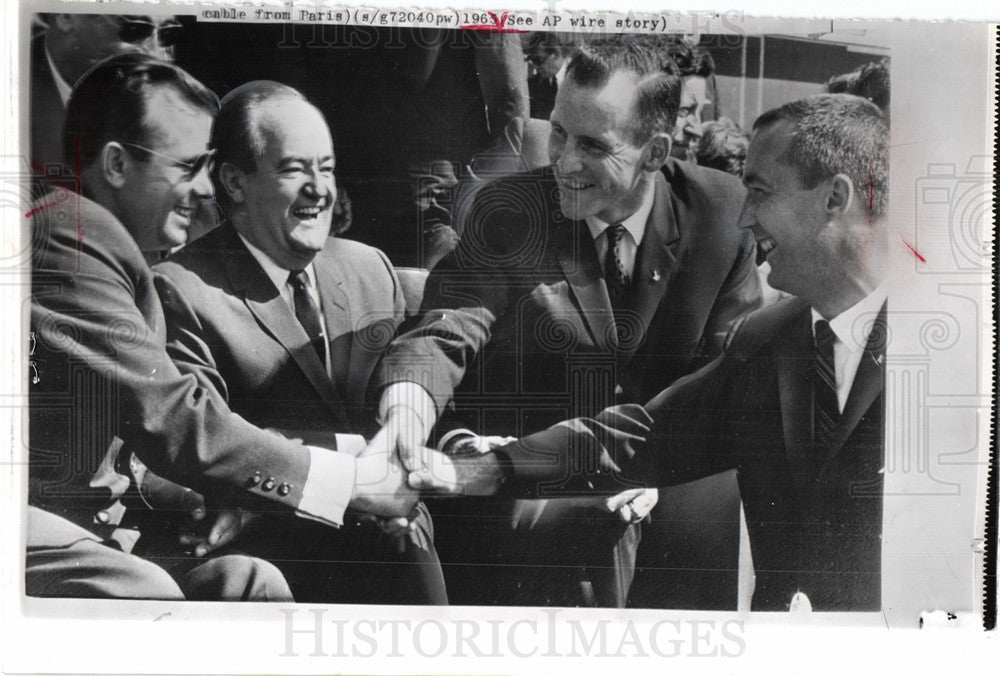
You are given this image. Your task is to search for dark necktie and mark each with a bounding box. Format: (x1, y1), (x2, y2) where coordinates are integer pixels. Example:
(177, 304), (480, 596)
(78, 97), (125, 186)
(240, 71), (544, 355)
(812, 319), (840, 448)
(604, 224), (630, 305)
(288, 269), (327, 364)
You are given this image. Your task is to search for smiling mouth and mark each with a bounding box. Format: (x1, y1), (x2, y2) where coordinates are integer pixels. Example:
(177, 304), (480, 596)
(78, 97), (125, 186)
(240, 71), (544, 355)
(756, 237), (776, 266)
(173, 205), (194, 221)
(292, 205), (324, 220)
(559, 177), (595, 191)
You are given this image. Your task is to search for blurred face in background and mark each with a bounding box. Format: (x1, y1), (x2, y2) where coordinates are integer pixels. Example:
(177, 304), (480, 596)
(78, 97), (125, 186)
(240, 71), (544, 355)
(670, 76), (707, 161)
(46, 14), (179, 85)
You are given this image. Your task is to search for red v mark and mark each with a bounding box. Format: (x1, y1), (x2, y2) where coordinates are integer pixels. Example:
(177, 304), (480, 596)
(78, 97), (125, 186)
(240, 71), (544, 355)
(488, 11), (508, 29)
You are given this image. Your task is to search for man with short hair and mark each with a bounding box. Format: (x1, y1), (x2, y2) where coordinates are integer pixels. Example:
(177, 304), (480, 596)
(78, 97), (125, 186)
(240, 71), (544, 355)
(377, 39), (761, 606)
(28, 54), (413, 600)
(151, 81), (448, 604)
(416, 92), (893, 611)
(30, 14), (177, 187)
(635, 93), (891, 610)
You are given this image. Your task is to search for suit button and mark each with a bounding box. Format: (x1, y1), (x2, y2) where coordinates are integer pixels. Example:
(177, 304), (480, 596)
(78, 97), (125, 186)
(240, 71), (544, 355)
(262, 477), (276, 491)
(247, 471), (263, 487)
(95, 510), (110, 524)
(277, 483), (291, 497)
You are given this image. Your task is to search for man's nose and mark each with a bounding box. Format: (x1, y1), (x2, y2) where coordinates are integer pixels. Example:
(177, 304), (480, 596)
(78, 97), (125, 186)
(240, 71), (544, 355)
(190, 163), (214, 198)
(554, 140), (584, 175)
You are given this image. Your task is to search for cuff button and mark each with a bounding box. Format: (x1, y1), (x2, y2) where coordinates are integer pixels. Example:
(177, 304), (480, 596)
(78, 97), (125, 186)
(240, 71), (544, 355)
(277, 483), (291, 496)
(261, 477), (276, 491)
(247, 471), (263, 487)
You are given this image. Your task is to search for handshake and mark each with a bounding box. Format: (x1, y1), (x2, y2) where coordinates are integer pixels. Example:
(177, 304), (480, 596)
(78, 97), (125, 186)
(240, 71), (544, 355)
(348, 406), (512, 520)
(351, 404), (659, 525)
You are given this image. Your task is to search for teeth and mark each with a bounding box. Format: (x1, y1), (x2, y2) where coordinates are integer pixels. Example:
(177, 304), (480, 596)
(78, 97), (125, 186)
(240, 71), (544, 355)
(294, 207), (321, 218)
(755, 237), (775, 266)
(562, 179), (592, 190)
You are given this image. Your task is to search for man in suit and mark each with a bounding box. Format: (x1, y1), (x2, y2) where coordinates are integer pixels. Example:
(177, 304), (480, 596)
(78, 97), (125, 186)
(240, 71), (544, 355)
(150, 81), (447, 604)
(30, 14), (176, 192)
(639, 93), (891, 610)
(414, 92), (892, 611)
(376, 39), (761, 606)
(29, 55), (414, 599)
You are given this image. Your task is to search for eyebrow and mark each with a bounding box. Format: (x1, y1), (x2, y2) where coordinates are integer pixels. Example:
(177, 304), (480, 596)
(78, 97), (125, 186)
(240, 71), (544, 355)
(277, 155), (335, 168)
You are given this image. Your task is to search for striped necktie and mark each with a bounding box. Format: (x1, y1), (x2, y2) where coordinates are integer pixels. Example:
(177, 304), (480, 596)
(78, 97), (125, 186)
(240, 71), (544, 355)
(288, 269), (327, 364)
(812, 319), (840, 448)
(604, 224), (630, 305)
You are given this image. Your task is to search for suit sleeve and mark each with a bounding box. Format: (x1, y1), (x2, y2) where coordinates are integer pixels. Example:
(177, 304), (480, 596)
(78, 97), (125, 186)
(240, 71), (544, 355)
(637, 354), (743, 487)
(31, 244), (321, 521)
(701, 228), (763, 355)
(152, 267), (356, 525)
(494, 403), (654, 497)
(376, 177), (533, 416)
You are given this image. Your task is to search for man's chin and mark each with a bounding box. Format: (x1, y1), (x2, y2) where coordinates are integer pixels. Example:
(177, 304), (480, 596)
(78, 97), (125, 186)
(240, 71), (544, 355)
(557, 199), (596, 223)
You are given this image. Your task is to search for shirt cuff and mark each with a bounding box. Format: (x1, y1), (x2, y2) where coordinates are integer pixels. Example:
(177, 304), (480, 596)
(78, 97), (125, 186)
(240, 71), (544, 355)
(437, 428), (477, 453)
(294, 445), (356, 528)
(334, 433), (367, 458)
(378, 382), (437, 441)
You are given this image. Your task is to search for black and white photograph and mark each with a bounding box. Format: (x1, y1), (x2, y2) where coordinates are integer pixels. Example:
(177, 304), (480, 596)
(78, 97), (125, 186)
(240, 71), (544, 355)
(2, 1), (995, 673)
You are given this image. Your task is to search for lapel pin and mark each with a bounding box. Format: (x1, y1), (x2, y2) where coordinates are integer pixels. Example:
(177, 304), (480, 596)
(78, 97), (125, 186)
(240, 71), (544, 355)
(650, 269), (661, 283)
(874, 354), (885, 366)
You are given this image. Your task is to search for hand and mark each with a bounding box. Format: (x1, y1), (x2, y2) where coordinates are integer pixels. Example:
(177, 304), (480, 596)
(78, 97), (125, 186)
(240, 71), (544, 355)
(348, 428), (420, 518)
(179, 506), (258, 557)
(356, 513), (417, 554)
(407, 446), (507, 497)
(442, 433), (517, 456)
(380, 406), (428, 473)
(603, 488), (659, 524)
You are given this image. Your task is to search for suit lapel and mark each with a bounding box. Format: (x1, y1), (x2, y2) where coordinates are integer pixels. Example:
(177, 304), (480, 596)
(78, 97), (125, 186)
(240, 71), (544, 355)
(553, 220), (615, 351)
(616, 173), (679, 363)
(312, 244), (355, 404)
(773, 308), (818, 495)
(220, 226), (350, 426)
(817, 303), (887, 476)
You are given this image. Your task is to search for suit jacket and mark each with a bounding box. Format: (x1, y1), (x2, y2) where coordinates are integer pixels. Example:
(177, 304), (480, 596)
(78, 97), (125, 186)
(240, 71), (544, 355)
(152, 222), (405, 438)
(642, 297), (887, 611)
(29, 193), (315, 545)
(379, 161), (762, 465)
(30, 35), (70, 194)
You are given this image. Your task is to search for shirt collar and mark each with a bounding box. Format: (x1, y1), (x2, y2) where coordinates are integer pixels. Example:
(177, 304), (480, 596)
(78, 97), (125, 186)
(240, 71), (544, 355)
(811, 283), (889, 349)
(44, 41), (74, 107)
(585, 179), (655, 247)
(237, 231), (317, 294)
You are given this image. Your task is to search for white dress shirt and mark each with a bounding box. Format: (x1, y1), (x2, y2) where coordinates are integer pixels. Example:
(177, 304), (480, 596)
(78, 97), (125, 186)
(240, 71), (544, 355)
(238, 233), (366, 527)
(811, 285), (889, 413)
(584, 180), (655, 280)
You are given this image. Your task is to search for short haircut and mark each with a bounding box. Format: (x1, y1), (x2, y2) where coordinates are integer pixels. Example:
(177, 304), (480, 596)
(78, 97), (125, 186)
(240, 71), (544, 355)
(753, 93), (889, 219)
(62, 53), (217, 170)
(563, 38), (682, 144)
(695, 118), (749, 176)
(210, 81), (310, 208)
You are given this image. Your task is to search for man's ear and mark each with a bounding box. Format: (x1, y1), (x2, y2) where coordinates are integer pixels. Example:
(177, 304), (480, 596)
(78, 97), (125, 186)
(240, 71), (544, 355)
(826, 173), (856, 217)
(99, 143), (129, 189)
(642, 132), (671, 172)
(218, 162), (246, 205)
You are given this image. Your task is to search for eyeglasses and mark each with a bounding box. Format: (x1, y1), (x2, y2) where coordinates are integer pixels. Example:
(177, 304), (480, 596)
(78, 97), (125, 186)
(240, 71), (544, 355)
(100, 16), (181, 48)
(122, 143), (215, 181)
